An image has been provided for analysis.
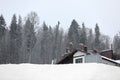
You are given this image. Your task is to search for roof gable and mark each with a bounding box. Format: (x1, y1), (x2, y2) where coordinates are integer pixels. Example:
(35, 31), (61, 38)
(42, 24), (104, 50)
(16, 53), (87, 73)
(57, 50), (88, 64)
(73, 51), (86, 57)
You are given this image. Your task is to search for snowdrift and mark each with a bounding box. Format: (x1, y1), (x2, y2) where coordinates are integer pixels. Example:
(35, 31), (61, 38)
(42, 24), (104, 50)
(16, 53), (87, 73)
(0, 63), (120, 80)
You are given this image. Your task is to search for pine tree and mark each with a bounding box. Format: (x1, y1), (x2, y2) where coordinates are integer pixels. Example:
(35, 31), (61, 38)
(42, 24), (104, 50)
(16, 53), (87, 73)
(0, 15), (7, 63)
(68, 19), (80, 49)
(0, 15), (6, 38)
(40, 22), (49, 63)
(87, 29), (94, 49)
(53, 22), (60, 59)
(94, 23), (100, 51)
(17, 16), (23, 63)
(9, 14), (19, 63)
(113, 32), (120, 54)
(23, 18), (36, 63)
(99, 35), (110, 50)
(80, 22), (87, 45)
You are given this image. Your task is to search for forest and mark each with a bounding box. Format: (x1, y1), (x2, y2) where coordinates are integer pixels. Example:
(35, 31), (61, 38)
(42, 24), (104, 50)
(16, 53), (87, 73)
(0, 12), (120, 64)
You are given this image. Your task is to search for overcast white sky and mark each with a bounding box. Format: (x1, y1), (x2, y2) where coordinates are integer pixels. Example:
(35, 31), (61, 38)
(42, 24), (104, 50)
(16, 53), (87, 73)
(0, 0), (120, 38)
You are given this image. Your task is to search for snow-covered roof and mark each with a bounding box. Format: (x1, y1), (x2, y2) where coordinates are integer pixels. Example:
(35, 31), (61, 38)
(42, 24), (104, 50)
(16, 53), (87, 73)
(115, 60), (120, 64)
(101, 56), (120, 64)
(101, 49), (111, 52)
(0, 63), (120, 80)
(100, 49), (112, 52)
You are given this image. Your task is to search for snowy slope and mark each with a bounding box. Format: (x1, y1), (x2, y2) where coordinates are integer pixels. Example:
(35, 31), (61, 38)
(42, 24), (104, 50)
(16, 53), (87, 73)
(0, 63), (120, 80)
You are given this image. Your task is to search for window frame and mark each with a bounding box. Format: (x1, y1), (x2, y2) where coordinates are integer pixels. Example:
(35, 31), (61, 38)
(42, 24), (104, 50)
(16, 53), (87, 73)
(73, 56), (85, 64)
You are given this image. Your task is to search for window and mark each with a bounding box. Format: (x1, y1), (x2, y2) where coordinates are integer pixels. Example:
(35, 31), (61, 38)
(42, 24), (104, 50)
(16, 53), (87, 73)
(75, 58), (83, 63)
(73, 56), (84, 63)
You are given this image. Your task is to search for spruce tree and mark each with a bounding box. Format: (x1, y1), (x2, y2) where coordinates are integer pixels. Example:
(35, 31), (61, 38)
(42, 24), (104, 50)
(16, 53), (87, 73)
(9, 14), (19, 63)
(40, 22), (49, 63)
(17, 16), (23, 63)
(87, 29), (94, 49)
(68, 19), (80, 49)
(23, 18), (36, 63)
(113, 32), (120, 54)
(80, 22), (87, 45)
(53, 22), (60, 59)
(0, 15), (7, 63)
(94, 23), (100, 51)
(0, 15), (6, 38)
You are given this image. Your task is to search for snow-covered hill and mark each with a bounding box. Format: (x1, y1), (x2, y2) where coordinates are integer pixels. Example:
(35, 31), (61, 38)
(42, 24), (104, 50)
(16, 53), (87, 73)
(0, 63), (120, 80)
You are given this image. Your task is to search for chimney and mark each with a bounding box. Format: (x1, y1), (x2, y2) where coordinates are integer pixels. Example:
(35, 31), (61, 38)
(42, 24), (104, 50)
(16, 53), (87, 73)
(79, 43), (87, 52)
(68, 42), (74, 52)
(84, 46), (87, 53)
(65, 48), (70, 53)
(93, 50), (98, 54)
(79, 43), (84, 51)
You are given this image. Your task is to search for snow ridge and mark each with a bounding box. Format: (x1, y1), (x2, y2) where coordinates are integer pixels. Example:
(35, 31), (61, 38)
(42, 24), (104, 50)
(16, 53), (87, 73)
(0, 63), (119, 80)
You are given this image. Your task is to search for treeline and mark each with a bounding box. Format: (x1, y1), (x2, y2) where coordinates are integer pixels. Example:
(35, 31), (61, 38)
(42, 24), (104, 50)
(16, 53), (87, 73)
(0, 12), (119, 64)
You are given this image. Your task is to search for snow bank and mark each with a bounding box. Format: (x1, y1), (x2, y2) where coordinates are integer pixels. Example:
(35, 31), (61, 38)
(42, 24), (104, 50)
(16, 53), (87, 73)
(0, 63), (120, 80)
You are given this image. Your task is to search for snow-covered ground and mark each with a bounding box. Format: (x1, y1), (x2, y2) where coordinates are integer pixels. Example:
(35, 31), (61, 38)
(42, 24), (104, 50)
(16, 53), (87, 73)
(0, 63), (120, 80)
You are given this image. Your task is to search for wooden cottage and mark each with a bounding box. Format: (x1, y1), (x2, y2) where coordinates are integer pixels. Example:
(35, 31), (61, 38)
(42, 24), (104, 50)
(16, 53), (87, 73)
(56, 46), (120, 66)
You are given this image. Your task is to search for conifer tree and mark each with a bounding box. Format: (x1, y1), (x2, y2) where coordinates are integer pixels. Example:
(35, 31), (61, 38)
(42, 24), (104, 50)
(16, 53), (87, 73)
(9, 14), (19, 63)
(94, 23), (100, 51)
(0, 15), (7, 63)
(40, 22), (49, 63)
(68, 19), (80, 49)
(0, 15), (6, 38)
(23, 18), (36, 63)
(17, 16), (23, 63)
(87, 29), (94, 49)
(113, 32), (120, 54)
(80, 22), (87, 45)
